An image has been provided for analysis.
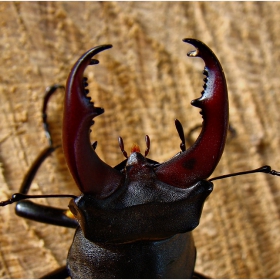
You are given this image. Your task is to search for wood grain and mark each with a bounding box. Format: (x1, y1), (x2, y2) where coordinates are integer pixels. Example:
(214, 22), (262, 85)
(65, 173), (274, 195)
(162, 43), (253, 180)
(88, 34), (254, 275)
(0, 2), (280, 278)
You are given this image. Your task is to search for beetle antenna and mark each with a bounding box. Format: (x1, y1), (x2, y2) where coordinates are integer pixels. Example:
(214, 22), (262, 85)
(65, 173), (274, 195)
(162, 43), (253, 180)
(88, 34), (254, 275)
(145, 135), (150, 157)
(175, 119), (186, 152)
(209, 165), (280, 182)
(42, 84), (65, 147)
(118, 137), (128, 158)
(0, 193), (77, 207)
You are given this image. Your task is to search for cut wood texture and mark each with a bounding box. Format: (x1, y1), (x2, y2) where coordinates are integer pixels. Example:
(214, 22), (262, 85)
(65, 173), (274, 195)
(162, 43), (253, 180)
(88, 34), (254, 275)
(0, 2), (280, 278)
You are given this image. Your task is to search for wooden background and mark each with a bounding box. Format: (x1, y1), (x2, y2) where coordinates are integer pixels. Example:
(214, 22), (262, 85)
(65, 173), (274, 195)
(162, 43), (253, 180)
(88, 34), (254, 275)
(0, 2), (280, 278)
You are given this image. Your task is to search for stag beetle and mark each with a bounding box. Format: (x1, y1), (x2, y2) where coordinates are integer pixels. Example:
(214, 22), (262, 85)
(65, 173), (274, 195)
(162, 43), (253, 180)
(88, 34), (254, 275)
(1, 38), (279, 279)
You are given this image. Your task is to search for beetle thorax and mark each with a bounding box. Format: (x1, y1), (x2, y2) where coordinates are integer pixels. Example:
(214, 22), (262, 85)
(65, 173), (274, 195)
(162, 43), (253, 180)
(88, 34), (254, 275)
(113, 152), (194, 208)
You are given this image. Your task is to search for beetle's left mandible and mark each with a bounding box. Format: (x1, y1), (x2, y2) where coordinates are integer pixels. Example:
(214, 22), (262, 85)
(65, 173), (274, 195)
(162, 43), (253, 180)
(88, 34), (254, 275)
(155, 38), (229, 188)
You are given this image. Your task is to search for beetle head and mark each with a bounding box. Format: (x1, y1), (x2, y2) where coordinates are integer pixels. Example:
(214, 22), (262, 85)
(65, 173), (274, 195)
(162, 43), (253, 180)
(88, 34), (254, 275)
(64, 39), (228, 243)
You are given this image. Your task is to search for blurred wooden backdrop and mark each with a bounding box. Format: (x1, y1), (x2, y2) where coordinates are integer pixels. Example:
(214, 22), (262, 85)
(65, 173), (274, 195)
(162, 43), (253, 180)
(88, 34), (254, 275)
(0, 2), (280, 278)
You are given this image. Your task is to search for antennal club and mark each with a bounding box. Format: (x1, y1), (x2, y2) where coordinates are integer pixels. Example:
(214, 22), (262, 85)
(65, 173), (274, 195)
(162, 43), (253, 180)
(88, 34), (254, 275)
(175, 119), (186, 152)
(118, 137), (128, 158)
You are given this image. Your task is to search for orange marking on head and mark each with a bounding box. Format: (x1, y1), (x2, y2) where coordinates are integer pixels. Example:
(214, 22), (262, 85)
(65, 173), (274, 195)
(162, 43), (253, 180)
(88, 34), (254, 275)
(131, 143), (141, 153)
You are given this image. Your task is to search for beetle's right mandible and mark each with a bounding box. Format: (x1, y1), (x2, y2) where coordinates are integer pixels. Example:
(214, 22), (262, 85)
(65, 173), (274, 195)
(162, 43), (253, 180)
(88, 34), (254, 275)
(62, 45), (123, 199)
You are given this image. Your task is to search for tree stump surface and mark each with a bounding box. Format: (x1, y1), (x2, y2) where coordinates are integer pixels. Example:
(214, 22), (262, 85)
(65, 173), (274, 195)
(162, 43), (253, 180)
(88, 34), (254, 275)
(0, 2), (280, 278)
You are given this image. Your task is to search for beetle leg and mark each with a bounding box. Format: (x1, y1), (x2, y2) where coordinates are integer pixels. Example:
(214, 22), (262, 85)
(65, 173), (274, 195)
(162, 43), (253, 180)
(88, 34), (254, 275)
(155, 39), (229, 188)
(18, 147), (56, 194)
(14, 145), (77, 227)
(20, 85), (63, 194)
(42, 84), (65, 146)
(8, 85), (78, 227)
(15, 200), (78, 228)
(63, 45), (123, 198)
